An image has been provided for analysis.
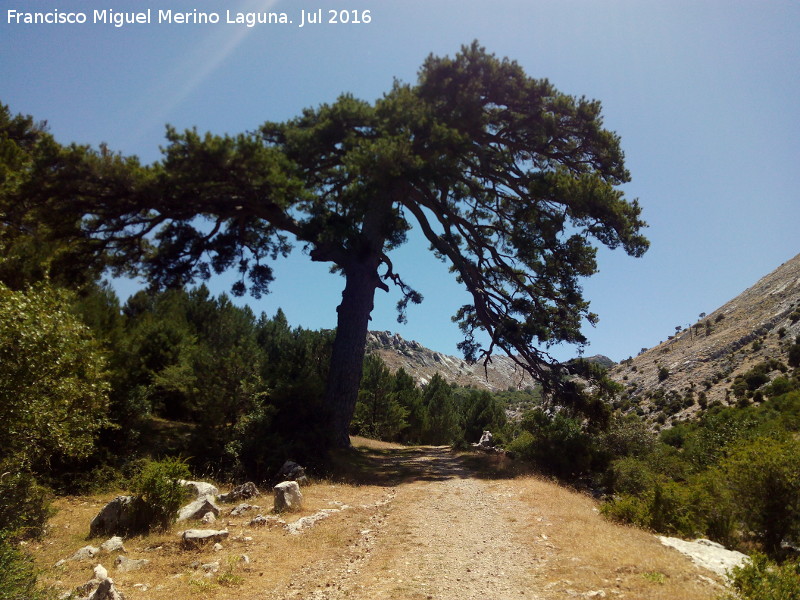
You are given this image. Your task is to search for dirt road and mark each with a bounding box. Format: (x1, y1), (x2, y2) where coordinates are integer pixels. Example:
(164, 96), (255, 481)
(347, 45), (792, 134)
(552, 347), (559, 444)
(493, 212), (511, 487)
(269, 444), (721, 600)
(36, 442), (724, 600)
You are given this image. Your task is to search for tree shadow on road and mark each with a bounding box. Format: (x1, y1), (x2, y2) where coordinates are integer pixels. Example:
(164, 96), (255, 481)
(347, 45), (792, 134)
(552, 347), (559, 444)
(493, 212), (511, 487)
(330, 440), (527, 487)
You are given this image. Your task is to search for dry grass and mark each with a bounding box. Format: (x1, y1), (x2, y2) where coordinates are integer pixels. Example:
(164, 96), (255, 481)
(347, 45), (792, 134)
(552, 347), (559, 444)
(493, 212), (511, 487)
(511, 474), (723, 599)
(28, 442), (725, 600)
(31, 481), (391, 600)
(348, 436), (407, 451)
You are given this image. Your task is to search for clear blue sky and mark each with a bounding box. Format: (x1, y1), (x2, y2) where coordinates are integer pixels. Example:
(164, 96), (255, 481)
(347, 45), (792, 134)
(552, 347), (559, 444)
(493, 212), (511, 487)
(2, 0), (798, 362)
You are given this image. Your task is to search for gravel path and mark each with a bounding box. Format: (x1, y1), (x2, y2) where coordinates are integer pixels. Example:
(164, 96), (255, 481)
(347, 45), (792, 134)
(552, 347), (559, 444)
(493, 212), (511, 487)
(272, 447), (547, 600)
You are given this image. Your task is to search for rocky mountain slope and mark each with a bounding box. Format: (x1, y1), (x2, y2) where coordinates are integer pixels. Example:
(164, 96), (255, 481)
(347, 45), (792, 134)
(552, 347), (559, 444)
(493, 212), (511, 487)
(367, 333), (613, 392)
(365, 330), (538, 391)
(610, 252), (800, 424)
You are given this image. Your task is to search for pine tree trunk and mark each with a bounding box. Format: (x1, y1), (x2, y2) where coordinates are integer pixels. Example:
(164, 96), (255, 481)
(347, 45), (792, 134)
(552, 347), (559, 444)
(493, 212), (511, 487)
(325, 261), (381, 448)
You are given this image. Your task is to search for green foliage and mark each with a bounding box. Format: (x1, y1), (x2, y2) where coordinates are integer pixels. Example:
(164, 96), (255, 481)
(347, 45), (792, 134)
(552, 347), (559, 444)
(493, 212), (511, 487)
(228, 384), (331, 483)
(0, 532), (53, 600)
(0, 104), (125, 290)
(683, 407), (758, 469)
(459, 389), (508, 445)
(600, 493), (651, 528)
(0, 283), (110, 469)
(601, 414), (656, 458)
(129, 457), (191, 532)
(603, 472), (735, 541)
(600, 391), (800, 558)
(512, 409), (596, 478)
(788, 342), (800, 368)
(720, 436), (800, 554)
(224, 326), (334, 482)
(0, 281), (115, 598)
(13, 45), (649, 446)
(422, 374), (459, 445)
(0, 468), (52, 540)
(720, 554), (800, 600)
(608, 457), (660, 496)
(352, 355), (409, 441)
(765, 377), (797, 399)
(658, 366), (670, 382)
(392, 369), (426, 444)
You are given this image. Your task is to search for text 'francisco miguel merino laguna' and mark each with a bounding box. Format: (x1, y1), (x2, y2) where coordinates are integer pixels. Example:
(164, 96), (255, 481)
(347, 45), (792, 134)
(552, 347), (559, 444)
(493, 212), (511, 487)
(7, 8), (373, 28)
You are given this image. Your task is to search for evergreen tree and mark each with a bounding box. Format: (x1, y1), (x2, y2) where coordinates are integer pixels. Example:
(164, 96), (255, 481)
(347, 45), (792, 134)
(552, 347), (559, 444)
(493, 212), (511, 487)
(6, 44), (648, 447)
(422, 374), (459, 444)
(394, 368), (426, 444)
(353, 354), (408, 440)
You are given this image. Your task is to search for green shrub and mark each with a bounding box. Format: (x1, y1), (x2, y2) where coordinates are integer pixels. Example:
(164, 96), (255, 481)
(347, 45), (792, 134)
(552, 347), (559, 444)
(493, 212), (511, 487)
(648, 481), (700, 536)
(609, 457), (659, 496)
(658, 366), (669, 381)
(788, 343), (800, 368)
(766, 377), (795, 398)
(719, 553), (800, 600)
(685, 469), (737, 546)
(0, 533), (52, 600)
(745, 371), (769, 391)
(721, 436), (800, 556)
(603, 470), (735, 543)
(506, 430), (536, 461)
(601, 415), (656, 458)
(513, 410), (596, 478)
(129, 458), (191, 532)
(0, 283), (110, 470)
(0, 466), (52, 540)
(227, 381), (332, 483)
(601, 494), (650, 528)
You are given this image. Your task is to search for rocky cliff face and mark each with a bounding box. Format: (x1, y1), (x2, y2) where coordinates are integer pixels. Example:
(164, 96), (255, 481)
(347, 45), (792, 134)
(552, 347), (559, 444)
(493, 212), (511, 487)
(611, 252), (800, 424)
(365, 331), (537, 391)
(367, 331), (614, 392)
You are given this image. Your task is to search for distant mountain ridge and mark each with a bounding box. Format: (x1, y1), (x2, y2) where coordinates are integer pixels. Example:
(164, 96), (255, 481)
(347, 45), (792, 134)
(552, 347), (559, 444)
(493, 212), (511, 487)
(366, 330), (535, 391)
(610, 252), (800, 423)
(366, 330), (613, 392)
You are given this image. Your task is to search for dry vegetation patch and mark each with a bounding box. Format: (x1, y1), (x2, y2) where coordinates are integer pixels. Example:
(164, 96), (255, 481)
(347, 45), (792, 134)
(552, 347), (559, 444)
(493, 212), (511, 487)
(29, 443), (728, 599)
(32, 482), (393, 600)
(512, 475), (723, 599)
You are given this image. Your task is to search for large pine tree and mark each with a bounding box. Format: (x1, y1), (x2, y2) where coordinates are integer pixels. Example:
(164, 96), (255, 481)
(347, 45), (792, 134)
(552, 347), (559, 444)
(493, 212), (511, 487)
(5, 43), (648, 447)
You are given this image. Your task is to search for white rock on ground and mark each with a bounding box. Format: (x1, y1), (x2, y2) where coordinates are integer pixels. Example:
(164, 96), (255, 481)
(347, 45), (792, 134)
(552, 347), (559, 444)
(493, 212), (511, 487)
(99, 536), (126, 554)
(178, 480), (219, 498)
(200, 511), (217, 524)
(249, 514), (286, 529)
(114, 555), (150, 572)
(69, 545), (100, 561)
(86, 577), (126, 600)
(286, 508), (344, 535)
(180, 529), (229, 549)
(273, 481), (303, 512)
(177, 496), (220, 522)
(657, 536), (749, 578)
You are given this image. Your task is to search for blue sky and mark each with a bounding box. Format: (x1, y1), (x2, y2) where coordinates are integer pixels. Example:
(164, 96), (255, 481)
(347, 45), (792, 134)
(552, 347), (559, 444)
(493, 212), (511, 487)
(2, 0), (798, 362)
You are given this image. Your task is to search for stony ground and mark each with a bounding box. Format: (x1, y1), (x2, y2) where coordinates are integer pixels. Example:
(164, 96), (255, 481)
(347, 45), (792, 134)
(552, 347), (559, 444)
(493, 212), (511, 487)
(34, 441), (727, 600)
(273, 447), (542, 600)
